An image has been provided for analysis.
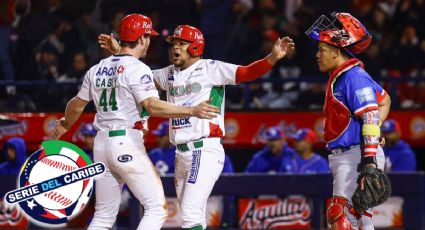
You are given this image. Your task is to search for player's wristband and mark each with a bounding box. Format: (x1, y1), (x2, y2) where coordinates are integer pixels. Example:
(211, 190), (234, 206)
(357, 156), (377, 172)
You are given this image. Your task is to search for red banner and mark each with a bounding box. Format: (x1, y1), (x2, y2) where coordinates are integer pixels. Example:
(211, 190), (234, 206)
(238, 196), (312, 229)
(0, 199), (29, 228)
(1, 111), (424, 150)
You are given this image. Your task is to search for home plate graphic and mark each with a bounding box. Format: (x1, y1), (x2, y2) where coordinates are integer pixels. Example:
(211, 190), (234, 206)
(5, 140), (105, 226)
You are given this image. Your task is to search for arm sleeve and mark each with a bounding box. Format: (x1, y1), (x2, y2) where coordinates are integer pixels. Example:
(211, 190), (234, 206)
(128, 66), (159, 104)
(77, 71), (92, 101)
(209, 60), (239, 85)
(360, 109), (380, 157)
(344, 70), (382, 117)
(235, 57), (273, 84)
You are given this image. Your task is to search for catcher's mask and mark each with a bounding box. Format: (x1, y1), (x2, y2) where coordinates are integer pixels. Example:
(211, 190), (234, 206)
(305, 12), (372, 55)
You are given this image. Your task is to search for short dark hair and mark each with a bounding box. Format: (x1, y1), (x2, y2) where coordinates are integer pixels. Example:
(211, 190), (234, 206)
(120, 39), (140, 48)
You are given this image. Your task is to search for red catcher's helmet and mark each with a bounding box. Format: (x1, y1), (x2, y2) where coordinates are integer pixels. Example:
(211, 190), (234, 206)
(305, 12), (371, 54)
(166, 25), (205, 57)
(119, 14), (159, 42)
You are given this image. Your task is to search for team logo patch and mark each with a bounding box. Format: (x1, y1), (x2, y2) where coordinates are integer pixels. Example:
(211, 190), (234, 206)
(355, 87), (374, 103)
(140, 74), (152, 84)
(4, 140), (105, 227)
(118, 154), (133, 162)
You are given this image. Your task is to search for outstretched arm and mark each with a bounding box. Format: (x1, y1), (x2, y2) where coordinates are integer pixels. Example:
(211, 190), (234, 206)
(51, 96), (89, 139)
(235, 37), (295, 83)
(141, 97), (220, 119)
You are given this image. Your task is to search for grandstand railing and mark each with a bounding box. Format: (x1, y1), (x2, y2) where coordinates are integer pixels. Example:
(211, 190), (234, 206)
(1, 77), (424, 111)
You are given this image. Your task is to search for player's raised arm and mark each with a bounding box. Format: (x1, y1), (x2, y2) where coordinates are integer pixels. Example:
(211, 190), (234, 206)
(235, 37), (295, 84)
(141, 97), (219, 119)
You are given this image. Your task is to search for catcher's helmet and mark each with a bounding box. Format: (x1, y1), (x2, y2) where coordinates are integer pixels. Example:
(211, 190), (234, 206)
(305, 12), (371, 54)
(80, 123), (97, 136)
(119, 14), (159, 42)
(166, 25), (205, 57)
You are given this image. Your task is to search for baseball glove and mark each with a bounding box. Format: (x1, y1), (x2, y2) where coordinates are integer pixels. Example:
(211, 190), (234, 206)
(352, 165), (392, 215)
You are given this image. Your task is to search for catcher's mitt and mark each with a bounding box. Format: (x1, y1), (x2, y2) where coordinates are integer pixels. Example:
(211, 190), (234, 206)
(352, 165), (392, 215)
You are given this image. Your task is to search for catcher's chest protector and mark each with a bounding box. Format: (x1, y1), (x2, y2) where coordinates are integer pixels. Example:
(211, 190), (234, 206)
(324, 59), (363, 142)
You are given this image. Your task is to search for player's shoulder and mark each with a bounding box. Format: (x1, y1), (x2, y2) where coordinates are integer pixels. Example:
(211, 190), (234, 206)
(343, 66), (373, 83)
(153, 64), (173, 76)
(253, 147), (270, 158)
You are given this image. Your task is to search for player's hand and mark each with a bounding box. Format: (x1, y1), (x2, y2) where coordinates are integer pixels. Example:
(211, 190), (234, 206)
(98, 33), (121, 54)
(50, 117), (68, 139)
(358, 163), (377, 190)
(191, 100), (220, 119)
(267, 37), (295, 65)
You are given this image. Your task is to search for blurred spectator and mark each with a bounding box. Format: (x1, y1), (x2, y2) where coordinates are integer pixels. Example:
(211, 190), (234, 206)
(293, 83), (325, 109)
(148, 121), (176, 175)
(381, 119), (416, 172)
(34, 41), (61, 80)
(59, 51), (89, 81)
(280, 128), (329, 173)
(80, 123), (97, 160)
(245, 127), (295, 173)
(0, 137), (27, 175)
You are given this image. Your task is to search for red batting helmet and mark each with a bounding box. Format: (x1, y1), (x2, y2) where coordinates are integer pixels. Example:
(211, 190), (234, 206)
(305, 12), (371, 54)
(119, 14), (159, 42)
(166, 25), (205, 57)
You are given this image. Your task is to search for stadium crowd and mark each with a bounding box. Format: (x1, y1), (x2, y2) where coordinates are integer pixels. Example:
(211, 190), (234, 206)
(0, 0), (425, 111)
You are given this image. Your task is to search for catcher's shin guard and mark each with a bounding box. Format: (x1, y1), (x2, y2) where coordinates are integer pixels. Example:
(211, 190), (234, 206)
(327, 197), (359, 230)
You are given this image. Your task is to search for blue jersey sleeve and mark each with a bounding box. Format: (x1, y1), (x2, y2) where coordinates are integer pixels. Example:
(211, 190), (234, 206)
(222, 155), (234, 173)
(245, 149), (267, 173)
(392, 149), (416, 172)
(315, 158), (330, 173)
(341, 67), (384, 116)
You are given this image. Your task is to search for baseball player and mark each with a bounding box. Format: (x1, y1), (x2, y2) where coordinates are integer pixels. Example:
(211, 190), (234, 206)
(51, 14), (220, 230)
(99, 24), (294, 229)
(381, 119), (416, 172)
(305, 12), (391, 229)
(245, 126), (296, 173)
(281, 128), (329, 173)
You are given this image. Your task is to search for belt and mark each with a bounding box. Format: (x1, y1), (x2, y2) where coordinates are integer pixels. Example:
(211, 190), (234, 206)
(177, 140), (204, 152)
(330, 145), (360, 155)
(108, 129), (126, 137)
(176, 138), (223, 152)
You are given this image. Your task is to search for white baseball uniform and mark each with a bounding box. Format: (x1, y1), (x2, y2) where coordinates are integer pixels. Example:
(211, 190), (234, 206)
(153, 59), (238, 229)
(77, 54), (167, 230)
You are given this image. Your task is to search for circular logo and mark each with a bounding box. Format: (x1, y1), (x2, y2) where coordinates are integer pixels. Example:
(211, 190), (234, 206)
(224, 118), (239, 139)
(5, 140), (105, 227)
(410, 116), (425, 138)
(118, 154), (133, 162)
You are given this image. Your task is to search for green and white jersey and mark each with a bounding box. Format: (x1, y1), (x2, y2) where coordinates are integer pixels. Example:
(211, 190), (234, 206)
(153, 59), (238, 144)
(78, 55), (159, 131)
